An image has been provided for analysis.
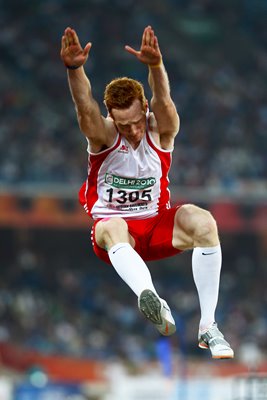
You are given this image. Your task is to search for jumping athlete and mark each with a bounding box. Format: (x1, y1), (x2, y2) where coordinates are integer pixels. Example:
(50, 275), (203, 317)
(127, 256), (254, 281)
(60, 25), (234, 359)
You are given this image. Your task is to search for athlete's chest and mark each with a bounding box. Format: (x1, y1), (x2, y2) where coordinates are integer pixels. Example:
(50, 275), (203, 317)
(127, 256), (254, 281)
(105, 137), (161, 177)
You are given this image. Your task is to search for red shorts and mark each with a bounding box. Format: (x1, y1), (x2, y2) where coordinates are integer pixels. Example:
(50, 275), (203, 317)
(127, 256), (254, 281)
(91, 207), (182, 265)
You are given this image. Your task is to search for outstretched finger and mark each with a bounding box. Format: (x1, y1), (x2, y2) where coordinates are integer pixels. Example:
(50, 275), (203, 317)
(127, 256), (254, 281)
(61, 36), (67, 51)
(144, 28), (150, 47)
(67, 30), (76, 46)
(149, 29), (155, 47)
(145, 26), (155, 47)
(125, 45), (139, 57)
(153, 35), (160, 51)
(64, 27), (73, 46)
(83, 42), (92, 57)
(142, 25), (151, 47)
(71, 29), (81, 46)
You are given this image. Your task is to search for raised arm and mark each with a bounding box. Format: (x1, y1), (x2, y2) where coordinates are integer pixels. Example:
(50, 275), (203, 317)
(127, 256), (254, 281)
(60, 28), (116, 152)
(125, 26), (180, 146)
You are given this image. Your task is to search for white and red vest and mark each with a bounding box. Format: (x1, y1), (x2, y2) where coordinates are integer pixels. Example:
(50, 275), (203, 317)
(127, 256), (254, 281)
(79, 128), (173, 220)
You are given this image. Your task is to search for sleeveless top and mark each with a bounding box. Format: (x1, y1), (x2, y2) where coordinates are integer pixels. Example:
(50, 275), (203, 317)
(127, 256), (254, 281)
(79, 119), (173, 220)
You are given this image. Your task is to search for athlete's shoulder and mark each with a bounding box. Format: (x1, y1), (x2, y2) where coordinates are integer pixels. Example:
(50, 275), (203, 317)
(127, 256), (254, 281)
(87, 116), (117, 153)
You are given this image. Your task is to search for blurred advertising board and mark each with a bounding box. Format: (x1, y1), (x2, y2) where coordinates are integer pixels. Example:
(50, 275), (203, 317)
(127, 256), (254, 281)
(14, 382), (84, 400)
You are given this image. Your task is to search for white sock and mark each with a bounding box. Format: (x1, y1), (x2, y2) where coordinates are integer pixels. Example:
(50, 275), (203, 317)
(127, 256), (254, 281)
(108, 243), (158, 297)
(192, 245), (222, 332)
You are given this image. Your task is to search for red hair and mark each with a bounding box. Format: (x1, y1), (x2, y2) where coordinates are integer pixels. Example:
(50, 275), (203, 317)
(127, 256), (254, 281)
(104, 77), (146, 113)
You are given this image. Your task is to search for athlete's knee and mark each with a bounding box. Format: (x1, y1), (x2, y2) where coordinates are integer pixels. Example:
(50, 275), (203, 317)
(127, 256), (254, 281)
(95, 217), (129, 248)
(97, 217), (128, 237)
(176, 204), (218, 243)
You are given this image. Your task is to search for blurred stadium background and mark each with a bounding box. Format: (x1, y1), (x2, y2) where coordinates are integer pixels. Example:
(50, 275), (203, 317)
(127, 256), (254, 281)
(0, 0), (267, 399)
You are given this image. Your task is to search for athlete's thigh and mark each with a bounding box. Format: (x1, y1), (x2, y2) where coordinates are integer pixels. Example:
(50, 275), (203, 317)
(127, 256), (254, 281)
(172, 203), (211, 250)
(147, 207), (182, 260)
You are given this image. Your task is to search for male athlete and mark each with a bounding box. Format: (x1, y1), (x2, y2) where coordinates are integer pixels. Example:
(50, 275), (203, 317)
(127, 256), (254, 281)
(60, 25), (234, 359)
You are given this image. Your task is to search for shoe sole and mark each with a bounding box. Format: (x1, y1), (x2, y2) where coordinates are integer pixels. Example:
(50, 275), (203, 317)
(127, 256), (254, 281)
(212, 355), (234, 359)
(198, 342), (234, 359)
(139, 290), (162, 324)
(199, 342), (209, 349)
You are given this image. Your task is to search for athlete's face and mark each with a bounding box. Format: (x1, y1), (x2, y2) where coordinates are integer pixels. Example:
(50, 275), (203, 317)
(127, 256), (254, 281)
(111, 99), (147, 146)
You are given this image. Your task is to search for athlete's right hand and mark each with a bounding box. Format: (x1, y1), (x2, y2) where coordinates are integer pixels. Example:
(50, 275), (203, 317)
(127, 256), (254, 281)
(61, 27), (92, 69)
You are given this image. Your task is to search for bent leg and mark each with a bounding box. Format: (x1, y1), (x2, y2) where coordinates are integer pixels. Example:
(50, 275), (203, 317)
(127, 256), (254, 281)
(172, 204), (222, 331)
(95, 217), (158, 297)
(94, 217), (176, 335)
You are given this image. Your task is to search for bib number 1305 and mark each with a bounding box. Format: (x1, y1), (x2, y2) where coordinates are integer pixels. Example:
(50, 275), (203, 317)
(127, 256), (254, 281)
(106, 188), (152, 204)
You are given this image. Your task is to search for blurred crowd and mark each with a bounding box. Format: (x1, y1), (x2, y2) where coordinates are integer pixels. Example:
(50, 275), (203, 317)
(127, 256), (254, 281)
(0, 0), (267, 195)
(1, 1), (267, 381)
(0, 228), (266, 368)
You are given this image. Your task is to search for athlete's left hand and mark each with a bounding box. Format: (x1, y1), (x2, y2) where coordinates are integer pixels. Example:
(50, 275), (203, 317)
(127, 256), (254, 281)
(61, 27), (92, 69)
(125, 25), (162, 67)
